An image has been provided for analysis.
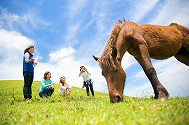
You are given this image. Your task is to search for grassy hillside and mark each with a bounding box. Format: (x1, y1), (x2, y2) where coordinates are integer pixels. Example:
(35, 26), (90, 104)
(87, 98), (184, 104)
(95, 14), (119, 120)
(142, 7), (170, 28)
(0, 80), (188, 125)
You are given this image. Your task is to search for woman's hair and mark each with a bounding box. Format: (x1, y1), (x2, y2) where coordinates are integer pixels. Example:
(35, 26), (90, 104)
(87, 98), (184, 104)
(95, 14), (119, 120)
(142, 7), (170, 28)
(24, 45), (34, 54)
(59, 76), (66, 86)
(43, 71), (51, 80)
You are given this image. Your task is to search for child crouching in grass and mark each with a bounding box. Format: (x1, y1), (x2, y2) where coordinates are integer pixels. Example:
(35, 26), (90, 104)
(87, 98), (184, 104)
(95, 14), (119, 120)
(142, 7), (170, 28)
(39, 71), (54, 98)
(58, 76), (72, 95)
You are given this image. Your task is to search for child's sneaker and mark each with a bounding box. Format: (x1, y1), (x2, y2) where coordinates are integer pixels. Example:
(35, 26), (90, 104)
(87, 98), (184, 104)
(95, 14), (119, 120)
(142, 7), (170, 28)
(43, 94), (48, 98)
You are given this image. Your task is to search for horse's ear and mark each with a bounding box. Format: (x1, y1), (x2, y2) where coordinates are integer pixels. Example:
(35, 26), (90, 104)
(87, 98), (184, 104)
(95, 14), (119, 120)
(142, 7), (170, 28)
(111, 47), (117, 60)
(93, 55), (99, 61)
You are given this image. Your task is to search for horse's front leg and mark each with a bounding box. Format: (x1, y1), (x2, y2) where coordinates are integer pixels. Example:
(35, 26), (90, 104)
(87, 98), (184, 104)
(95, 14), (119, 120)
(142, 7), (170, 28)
(134, 44), (169, 101)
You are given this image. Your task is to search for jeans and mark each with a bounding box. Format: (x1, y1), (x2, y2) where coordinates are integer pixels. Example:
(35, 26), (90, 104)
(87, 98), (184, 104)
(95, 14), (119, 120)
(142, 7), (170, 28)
(83, 79), (94, 96)
(39, 87), (54, 98)
(23, 72), (34, 99)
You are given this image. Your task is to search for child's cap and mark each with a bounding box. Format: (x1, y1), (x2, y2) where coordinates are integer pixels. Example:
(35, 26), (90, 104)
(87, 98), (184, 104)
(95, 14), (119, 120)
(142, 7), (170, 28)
(80, 66), (85, 68)
(61, 76), (66, 79)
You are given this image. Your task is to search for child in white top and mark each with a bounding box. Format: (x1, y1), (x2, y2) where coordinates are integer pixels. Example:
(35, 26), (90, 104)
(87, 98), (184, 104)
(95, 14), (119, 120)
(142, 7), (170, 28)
(58, 76), (72, 95)
(79, 66), (94, 96)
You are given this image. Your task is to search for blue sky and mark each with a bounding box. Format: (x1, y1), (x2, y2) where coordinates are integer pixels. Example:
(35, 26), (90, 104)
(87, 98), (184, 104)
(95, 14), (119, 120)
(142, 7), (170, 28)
(0, 0), (189, 97)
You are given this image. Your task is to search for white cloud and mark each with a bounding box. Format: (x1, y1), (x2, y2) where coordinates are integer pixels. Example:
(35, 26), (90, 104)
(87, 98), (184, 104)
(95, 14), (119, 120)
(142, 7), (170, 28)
(0, 29), (34, 80)
(125, 57), (189, 97)
(67, 0), (88, 19)
(130, 0), (160, 23)
(0, 29), (34, 62)
(0, 4), (108, 91)
(154, 58), (189, 97)
(20, 11), (50, 28)
(121, 53), (136, 70)
(0, 30), (107, 92)
(0, 9), (19, 30)
(150, 0), (189, 26)
(63, 22), (81, 46)
(92, 1), (111, 33)
(0, 7), (50, 31)
(125, 83), (152, 97)
(34, 47), (107, 92)
(49, 46), (76, 63)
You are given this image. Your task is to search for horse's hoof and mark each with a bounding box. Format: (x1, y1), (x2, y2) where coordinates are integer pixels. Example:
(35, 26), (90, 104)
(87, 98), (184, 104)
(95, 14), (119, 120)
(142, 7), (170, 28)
(158, 98), (168, 102)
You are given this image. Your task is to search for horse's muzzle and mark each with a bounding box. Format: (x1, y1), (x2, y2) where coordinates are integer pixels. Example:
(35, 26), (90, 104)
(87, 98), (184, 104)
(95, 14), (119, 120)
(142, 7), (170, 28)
(116, 95), (123, 102)
(111, 95), (123, 103)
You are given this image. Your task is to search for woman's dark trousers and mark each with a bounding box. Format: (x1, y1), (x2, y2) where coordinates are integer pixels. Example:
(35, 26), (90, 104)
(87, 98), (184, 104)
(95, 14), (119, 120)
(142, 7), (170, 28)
(23, 72), (33, 99)
(39, 87), (54, 98)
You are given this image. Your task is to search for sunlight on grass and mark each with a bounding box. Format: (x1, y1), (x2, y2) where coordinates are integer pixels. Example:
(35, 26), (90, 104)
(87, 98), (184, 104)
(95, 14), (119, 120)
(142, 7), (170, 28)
(0, 80), (189, 125)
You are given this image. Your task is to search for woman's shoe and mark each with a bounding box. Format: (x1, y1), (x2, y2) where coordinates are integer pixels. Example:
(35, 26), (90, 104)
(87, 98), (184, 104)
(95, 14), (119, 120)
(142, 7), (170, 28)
(26, 98), (32, 102)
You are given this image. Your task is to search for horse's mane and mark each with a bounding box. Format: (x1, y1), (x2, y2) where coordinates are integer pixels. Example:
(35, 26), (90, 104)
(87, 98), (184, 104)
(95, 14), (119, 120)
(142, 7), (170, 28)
(100, 20), (128, 71)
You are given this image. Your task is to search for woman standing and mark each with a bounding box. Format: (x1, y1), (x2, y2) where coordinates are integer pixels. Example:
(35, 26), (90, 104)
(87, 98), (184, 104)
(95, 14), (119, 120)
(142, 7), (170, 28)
(23, 45), (37, 101)
(79, 66), (94, 96)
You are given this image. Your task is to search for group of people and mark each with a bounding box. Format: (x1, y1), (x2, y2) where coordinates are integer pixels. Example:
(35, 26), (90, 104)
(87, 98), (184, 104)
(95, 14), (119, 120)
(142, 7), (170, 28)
(23, 45), (94, 101)
(39, 72), (71, 98)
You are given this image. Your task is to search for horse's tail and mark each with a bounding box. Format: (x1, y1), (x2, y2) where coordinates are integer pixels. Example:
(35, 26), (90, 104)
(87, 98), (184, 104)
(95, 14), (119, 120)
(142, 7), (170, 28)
(169, 23), (189, 36)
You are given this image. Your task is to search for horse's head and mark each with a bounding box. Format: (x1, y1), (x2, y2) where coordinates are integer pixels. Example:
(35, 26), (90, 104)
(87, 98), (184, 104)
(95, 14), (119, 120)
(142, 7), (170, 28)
(93, 47), (126, 103)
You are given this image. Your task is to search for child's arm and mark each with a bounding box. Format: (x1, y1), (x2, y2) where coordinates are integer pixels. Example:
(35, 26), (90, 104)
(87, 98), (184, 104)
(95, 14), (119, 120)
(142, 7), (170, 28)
(49, 82), (54, 88)
(25, 53), (35, 63)
(82, 83), (85, 89)
(86, 70), (91, 75)
(41, 81), (48, 87)
(79, 71), (82, 77)
(45, 81), (53, 88)
(49, 84), (54, 88)
(60, 84), (67, 89)
(52, 82), (59, 85)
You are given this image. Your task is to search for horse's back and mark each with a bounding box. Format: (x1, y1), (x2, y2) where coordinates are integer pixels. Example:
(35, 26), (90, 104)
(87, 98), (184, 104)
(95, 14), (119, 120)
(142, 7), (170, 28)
(138, 24), (183, 42)
(169, 23), (189, 36)
(122, 22), (185, 60)
(137, 24), (184, 59)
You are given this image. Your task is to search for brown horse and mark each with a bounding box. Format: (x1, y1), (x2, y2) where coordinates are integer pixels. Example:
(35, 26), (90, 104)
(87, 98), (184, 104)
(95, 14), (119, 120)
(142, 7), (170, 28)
(93, 21), (189, 103)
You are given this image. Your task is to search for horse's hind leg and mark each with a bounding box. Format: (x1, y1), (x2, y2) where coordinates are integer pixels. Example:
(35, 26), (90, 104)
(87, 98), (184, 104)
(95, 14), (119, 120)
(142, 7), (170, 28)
(174, 42), (189, 66)
(134, 44), (169, 101)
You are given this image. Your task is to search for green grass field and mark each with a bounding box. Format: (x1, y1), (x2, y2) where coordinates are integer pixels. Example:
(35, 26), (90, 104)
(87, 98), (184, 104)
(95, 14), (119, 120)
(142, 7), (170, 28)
(0, 80), (188, 125)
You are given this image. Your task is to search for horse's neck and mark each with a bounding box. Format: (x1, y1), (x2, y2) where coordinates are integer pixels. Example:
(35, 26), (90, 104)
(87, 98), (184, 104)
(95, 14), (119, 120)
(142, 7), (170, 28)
(116, 44), (128, 63)
(114, 30), (128, 63)
(102, 22), (128, 62)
